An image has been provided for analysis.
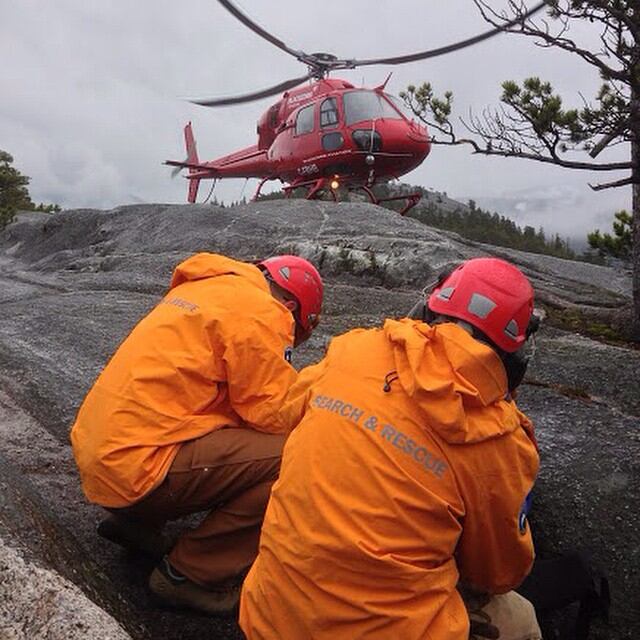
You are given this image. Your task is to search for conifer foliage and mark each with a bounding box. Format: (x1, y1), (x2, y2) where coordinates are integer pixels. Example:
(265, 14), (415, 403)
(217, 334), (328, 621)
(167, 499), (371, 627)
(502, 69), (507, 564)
(0, 150), (59, 230)
(588, 210), (633, 259)
(0, 150), (33, 229)
(408, 198), (576, 260)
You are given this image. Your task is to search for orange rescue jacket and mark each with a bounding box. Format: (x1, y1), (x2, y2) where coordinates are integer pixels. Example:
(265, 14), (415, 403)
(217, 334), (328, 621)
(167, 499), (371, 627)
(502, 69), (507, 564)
(240, 319), (539, 640)
(70, 253), (296, 508)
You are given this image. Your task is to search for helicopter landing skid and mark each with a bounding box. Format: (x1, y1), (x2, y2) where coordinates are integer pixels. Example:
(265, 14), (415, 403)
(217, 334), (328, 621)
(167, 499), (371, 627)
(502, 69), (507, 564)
(282, 178), (337, 202)
(352, 186), (421, 216)
(252, 177), (270, 200)
(279, 179), (421, 215)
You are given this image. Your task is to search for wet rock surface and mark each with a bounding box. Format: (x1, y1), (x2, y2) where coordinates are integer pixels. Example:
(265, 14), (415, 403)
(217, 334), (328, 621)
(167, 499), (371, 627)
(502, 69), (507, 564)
(0, 535), (132, 640)
(0, 201), (638, 638)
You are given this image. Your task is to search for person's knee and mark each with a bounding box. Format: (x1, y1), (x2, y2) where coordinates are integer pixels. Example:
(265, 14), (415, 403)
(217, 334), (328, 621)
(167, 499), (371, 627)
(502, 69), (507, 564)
(252, 432), (287, 461)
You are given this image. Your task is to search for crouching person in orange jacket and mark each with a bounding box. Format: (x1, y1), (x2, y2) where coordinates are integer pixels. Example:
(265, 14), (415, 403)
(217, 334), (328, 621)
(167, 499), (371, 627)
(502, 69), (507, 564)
(70, 252), (323, 615)
(240, 257), (541, 640)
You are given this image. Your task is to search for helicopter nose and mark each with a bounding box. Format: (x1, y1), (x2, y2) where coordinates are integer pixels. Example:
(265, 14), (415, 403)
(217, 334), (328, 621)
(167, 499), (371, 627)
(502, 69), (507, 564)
(408, 122), (428, 143)
(382, 120), (430, 159)
(407, 125), (430, 160)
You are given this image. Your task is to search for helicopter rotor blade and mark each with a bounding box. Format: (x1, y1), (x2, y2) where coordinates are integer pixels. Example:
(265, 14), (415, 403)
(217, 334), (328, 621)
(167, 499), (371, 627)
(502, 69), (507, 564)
(209, 0), (547, 104)
(350, 1), (546, 67)
(187, 73), (314, 107)
(219, 0), (545, 71)
(217, 0), (305, 61)
(170, 163), (184, 178)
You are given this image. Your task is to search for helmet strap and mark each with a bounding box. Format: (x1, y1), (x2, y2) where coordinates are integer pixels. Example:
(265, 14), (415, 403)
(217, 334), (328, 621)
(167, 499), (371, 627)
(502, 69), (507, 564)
(502, 313), (540, 393)
(406, 299), (427, 321)
(293, 321), (310, 347)
(501, 348), (530, 394)
(282, 299), (297, 312)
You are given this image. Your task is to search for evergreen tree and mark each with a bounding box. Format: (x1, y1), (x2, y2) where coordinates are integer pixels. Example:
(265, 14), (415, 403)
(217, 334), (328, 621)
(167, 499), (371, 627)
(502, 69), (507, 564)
(0, 150), (34, 229)
(588, 210), (633, 259)
(0, 151), (60, 229)
(405, 193), (576, 260)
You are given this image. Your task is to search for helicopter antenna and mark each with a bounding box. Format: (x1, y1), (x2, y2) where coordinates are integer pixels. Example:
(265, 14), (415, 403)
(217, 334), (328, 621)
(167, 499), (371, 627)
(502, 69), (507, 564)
(374, 73), (393, 93)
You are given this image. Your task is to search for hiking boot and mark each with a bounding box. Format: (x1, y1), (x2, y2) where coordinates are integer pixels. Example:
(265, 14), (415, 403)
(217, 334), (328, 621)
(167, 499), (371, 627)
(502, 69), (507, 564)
(97, 513), (171, 559)
(148, 557), (241, 616)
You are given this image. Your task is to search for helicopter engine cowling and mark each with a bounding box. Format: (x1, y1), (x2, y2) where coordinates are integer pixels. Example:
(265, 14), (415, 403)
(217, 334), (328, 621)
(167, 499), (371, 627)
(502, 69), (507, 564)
(257, 101), (283, 150)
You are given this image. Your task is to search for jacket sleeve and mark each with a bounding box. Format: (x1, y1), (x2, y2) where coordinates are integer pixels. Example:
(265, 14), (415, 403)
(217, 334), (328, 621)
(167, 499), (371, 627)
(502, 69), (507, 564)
(278, 358), (328, 430)
(454, 428), (539, 594)
(220, 314), (298, 434)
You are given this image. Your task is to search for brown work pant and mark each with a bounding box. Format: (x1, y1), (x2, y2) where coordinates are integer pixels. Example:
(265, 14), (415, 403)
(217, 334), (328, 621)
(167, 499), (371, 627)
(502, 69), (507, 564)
(117, 427), (286, 588)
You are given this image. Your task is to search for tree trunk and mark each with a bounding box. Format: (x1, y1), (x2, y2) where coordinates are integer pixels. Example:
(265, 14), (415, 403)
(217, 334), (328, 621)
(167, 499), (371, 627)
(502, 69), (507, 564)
(633, 159), (640, 341)
(632, 79), (640, 342)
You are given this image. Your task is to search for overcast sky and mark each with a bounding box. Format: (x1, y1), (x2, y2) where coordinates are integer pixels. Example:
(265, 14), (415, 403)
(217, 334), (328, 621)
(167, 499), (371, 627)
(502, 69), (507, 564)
(0, 1), (632, 244)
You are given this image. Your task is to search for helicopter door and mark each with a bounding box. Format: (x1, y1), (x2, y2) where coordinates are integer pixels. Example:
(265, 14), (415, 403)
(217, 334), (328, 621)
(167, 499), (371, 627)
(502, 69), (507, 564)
(291, 102), (315, 163)
(285, 102), (319, 178)
(319, 97), (344, 153)
(295, 104), (315, 137)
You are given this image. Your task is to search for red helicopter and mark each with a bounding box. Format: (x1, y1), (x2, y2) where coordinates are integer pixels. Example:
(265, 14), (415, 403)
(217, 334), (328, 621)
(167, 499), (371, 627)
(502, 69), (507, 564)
(166, 0), (545, 214)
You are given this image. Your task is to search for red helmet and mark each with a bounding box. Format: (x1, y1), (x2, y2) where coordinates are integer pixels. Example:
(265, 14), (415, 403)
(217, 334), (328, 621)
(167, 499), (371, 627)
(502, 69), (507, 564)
(259, 255), (323, 338)
(427, 257), (534, 353)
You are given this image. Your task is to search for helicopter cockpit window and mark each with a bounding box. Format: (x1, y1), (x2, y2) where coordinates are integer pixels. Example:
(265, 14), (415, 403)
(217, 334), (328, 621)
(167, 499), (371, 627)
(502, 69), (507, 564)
(320, 98), (339, 128)
(387, 94), (413, 120)
(343, 90), (401, 126)
(295, 104), (315, 136)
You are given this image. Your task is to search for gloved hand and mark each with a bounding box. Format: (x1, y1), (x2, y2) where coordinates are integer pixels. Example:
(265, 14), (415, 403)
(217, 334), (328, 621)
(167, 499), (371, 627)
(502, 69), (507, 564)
(468, 610), (500, 639)
(459, 585), (500, 640)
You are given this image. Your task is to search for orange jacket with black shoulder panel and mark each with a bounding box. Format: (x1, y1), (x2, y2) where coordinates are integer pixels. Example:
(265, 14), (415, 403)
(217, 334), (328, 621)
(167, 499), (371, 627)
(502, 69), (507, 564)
(240, 319), (539, 640)
(70, 253), (296, 508)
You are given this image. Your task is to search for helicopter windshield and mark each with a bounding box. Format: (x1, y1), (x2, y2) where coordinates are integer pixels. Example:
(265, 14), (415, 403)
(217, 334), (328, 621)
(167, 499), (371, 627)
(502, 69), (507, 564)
(343, 90), (403, 126)
(387, 94), (415, 120)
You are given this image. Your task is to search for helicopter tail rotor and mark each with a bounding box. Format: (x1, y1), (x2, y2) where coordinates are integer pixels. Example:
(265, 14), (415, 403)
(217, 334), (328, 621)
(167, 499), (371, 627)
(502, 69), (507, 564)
(166, 122), (203, 201)
(183, 122), (201, 203)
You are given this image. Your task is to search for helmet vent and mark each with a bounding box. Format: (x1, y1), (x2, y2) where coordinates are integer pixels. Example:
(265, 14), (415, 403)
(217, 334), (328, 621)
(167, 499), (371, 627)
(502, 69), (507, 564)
(279, 266), (291, 280)
(467, 293), (497, 319)
(437, 286), (455, 301)
(504, 319), (519, 340)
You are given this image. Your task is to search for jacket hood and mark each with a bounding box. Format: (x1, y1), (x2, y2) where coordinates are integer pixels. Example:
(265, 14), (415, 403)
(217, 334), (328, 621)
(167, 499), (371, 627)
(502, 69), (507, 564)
(169, 253), (268, 292)
(384, 319), (521, 444)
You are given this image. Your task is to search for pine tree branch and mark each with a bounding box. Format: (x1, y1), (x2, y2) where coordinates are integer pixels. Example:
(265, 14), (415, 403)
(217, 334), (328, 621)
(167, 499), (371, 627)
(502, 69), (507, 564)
(473, 0), (631, 83)
(589, 118), (631, 157)
(589, 176), (636, 190)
